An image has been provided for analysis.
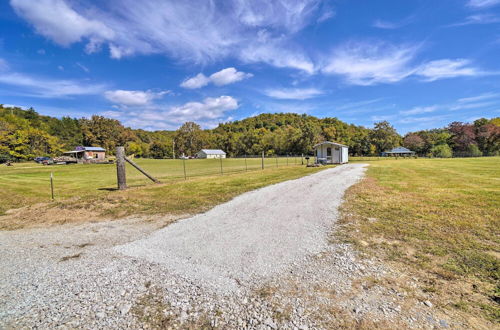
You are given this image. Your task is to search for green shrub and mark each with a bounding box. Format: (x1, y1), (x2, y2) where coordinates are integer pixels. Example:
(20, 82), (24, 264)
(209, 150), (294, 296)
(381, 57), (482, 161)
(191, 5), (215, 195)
(429, 144), (453, 158)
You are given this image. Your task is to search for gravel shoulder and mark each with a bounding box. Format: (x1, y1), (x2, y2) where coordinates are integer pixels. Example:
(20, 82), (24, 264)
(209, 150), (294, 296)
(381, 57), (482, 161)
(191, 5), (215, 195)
(0, 164), (452, 329)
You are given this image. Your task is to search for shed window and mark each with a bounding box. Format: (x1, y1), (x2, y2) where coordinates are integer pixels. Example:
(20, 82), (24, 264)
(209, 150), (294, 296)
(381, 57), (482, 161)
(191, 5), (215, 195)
(327, 147), (332, 156)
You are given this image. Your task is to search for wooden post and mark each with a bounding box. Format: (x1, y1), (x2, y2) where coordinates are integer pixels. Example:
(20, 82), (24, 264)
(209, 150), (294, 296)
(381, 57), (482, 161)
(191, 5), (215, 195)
(244, 155), (248, 171)
(219, 156), (223, 175)
(183, 158), (187, 180)
(261, 151), (264, 170)
(286, 154), (289, 166)
(125, 157), (160, 183)
(116, 146), (127, 190)
(275, 155), (278, 168)
(172, 140), (175, 159)
(50, 172), (54, 200)
(301, 153), (304, 165)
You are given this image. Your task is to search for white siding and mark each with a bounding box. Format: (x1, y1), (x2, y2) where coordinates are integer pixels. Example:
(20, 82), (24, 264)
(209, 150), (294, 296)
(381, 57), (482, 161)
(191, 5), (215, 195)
(342, 146), (349, 163)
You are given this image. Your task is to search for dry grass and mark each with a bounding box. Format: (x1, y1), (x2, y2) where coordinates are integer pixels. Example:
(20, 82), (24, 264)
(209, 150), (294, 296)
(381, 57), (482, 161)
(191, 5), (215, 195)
(339, 157), (500, 326)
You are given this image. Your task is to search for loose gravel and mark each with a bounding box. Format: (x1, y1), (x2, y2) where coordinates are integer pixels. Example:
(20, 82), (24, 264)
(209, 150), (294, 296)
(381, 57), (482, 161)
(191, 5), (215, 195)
(115, 163), (368, 294)
(0, 164), (454, 329)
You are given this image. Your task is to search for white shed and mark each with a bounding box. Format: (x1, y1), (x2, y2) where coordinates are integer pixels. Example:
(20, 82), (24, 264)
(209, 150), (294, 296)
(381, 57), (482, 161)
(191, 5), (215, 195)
(313, 141), (348, 164)
(196, 149), (227, 159)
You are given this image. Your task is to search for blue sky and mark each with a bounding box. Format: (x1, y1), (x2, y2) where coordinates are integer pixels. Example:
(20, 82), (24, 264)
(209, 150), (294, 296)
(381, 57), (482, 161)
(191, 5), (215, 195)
(0, 0), (499, 133)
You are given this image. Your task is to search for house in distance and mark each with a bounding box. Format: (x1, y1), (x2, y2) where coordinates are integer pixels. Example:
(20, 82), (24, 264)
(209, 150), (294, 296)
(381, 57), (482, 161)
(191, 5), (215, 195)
(62, 146), (106, 164)
(196, 149), (227, 159)
(313, 141), (349, 164)
(381, 147), (416, 157)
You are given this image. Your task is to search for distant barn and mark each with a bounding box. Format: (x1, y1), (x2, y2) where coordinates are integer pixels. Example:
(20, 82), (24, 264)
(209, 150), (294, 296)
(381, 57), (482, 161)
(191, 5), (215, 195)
(63, 146), (106, 163)
(381, 147), (415, 157)
(313, 141), (349, 164)
(196, 149), (226, 159)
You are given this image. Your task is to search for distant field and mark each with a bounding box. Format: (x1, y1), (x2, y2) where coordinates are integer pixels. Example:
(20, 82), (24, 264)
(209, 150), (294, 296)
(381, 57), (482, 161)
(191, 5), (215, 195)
(0, 156), (320, 228)
(340, 157), (500, 325)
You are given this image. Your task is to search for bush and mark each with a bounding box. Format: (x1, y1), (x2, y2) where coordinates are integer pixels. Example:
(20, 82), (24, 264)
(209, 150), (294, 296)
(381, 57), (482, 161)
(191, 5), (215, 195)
(429, 144), (453, 158)
(467, 144), (483, 157)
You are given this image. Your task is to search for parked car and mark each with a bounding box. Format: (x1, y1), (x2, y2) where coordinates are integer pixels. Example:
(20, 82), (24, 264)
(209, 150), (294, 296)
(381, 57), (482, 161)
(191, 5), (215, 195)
(34, 156), (51, 163)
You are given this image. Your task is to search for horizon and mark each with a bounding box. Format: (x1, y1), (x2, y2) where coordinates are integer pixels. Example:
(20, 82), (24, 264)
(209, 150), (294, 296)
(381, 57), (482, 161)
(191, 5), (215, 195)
(1, 0), (500, 134)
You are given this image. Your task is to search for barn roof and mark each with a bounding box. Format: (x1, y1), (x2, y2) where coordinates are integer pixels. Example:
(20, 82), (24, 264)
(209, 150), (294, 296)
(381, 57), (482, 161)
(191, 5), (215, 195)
(83, 147), (106, 151)
(384, 147), (414, 153)
(313, 141), (348, 148)
(199, 149), (226, 155)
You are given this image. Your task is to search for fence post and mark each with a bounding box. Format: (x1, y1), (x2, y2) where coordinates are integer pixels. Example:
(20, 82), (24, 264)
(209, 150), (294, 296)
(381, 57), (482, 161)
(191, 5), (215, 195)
(116, 146), (127, 190)
(286, 154), (289, 166)
(301, 153), (304, 165)
(275, 155), (278, 168)
(245, 155), (248, 171)
(183, 158), (187, 180)
(50, 172), (54, 200)
(219, 156), (223, 175)
(261, 151), (264, 170)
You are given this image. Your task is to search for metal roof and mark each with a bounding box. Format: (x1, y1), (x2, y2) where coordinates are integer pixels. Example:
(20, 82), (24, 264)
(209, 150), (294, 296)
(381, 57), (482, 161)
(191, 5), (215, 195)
(384, 147), (414, 153)
(313, 141), (348, 148)
(82, 146), (105, 151)
(199, 149), (226, 155)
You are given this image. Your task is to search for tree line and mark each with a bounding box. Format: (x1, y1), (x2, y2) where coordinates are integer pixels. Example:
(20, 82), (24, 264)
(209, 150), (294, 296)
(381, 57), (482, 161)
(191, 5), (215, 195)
(0, 104), (498, 161)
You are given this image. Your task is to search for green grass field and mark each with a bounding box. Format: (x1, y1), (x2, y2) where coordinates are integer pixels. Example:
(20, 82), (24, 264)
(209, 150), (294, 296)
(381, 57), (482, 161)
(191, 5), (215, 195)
(340, 157), (500, 325)
(0, 156), (322, 229)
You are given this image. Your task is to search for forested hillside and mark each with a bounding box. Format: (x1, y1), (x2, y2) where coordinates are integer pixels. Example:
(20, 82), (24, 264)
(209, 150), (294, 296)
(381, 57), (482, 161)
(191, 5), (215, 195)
(0, 105), (498, 161)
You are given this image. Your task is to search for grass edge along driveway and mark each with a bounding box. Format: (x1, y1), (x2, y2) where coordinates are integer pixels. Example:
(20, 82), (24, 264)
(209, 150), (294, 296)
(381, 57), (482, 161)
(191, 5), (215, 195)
(338, 157), (500, 327)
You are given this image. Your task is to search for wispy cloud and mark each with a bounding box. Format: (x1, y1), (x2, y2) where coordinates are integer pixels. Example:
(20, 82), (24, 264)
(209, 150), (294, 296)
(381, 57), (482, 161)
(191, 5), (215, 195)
(181, 67), (253, 89)
(399, 105), (439, 115)
(0, 71), (106, 98)
(10, 0), (327, 72)
(322, 41), (418, 85)
(415, 59), (483, 81)
(458, 92), (500, 103)
(467, 0), (500, 8)
(264, 87), (324, 100)
(321, 40), (491, 85)
(449, 13), (500, 26)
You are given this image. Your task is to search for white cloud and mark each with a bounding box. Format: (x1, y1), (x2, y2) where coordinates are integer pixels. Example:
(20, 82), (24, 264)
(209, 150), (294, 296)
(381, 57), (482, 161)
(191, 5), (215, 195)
(322, 41), (418, 85)
(264, 87), (323, 100)
(467, 0), (500, 8)
(169, 96), (239, 121)
(415, 59), (481, 81)
(0, 71), (106, 98)
(102, 95), (239, 130)
(180, 67), (253, 89)
(10, 0), (326, 72)
(104, 90), (169, 106)
(209, 67), (253, 86)
(180, 73), (211, 89)
(76, 62), (89, 73)
(10, 0), (114, 47)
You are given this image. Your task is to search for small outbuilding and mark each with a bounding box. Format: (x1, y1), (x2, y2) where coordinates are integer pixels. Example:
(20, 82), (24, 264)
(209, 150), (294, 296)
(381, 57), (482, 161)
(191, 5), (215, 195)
(381, 147), (415, 157)
(196, 149), (226, 159)
(63, 146), (106, 163)
(313, 141), (349, 164)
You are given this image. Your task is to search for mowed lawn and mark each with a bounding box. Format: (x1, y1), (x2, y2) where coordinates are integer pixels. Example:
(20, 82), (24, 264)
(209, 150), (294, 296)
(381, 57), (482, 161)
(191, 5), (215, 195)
(341, 157), (500, 324)
(0, 157), (320, 228)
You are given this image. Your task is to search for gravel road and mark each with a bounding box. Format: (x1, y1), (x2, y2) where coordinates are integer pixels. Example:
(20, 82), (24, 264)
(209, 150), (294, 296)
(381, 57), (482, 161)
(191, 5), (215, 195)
(116, 163), (367, 293)
(0, 164), (451, 329)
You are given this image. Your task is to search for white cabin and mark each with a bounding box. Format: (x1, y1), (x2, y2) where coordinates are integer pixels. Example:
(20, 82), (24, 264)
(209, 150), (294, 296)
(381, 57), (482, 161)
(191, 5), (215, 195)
(313, 141), (349, 164)
(196, 149), (226, 159)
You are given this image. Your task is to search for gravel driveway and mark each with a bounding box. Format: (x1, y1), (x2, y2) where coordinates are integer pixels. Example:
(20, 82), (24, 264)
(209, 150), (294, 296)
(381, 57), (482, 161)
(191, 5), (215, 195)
(116, 163), (367, 293)
(0, 163), (447, 329)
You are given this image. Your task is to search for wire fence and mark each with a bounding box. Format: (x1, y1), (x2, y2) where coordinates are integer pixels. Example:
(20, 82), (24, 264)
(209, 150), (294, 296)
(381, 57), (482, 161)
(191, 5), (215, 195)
(140, 154), (314, 181)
